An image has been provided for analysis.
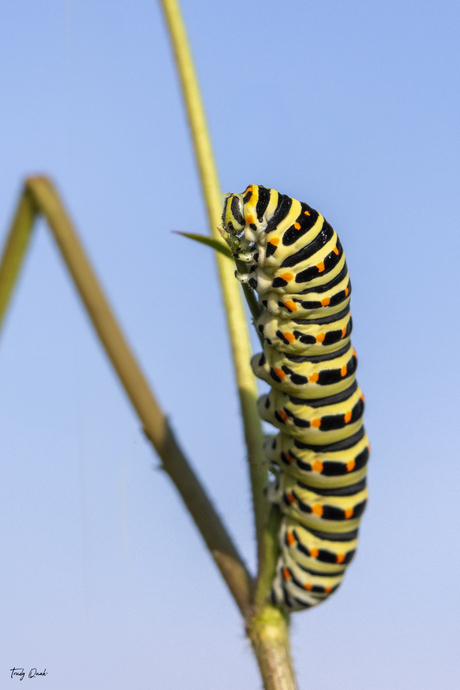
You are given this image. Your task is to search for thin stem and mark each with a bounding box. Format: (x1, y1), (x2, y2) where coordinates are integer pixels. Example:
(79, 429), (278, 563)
(0, 189), (36, 328)
(0, 177), (253, 618)
(158, 5), (301, 689)
(247, 606), (298, 690)
(254, 506), (283, 610)
(158, 0), (269, 558)
(242, 283), (263, 323)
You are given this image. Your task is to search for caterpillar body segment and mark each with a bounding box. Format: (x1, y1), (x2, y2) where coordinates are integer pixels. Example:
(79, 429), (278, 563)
(222, 185), (369, 611)
(258, 268), (352, 320)
(259, 382), (365, 445)
(265, 430), (370, 489)
(267, 473), (367, 534)
(252, 342), (358, 399)
(255, 306), (353, 355)
(280, 519), (358, 572)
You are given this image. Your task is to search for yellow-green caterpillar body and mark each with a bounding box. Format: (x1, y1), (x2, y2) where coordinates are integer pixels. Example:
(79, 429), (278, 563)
(222, 185), (369, 611)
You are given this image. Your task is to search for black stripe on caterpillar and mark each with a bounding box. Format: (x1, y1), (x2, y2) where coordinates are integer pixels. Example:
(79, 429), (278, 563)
(222, 185), (369, 611)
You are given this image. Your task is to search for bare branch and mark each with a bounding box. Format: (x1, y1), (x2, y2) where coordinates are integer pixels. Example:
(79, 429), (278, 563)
(0, 177), (253, 618)
(0, 188), (36, 327)
(248, 606), (299, 690)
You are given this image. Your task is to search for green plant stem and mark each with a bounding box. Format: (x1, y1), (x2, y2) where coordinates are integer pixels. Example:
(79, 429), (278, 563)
(159, 0), (268, 555)
(0, 177), (253, 618)
(0, 189), (36, 326)
(254, 506), (283, 610)
(158, 3), (300, 688)
(247, 606), (298, 690)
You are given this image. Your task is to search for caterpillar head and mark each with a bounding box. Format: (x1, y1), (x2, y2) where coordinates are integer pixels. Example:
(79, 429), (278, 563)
(221, 193), (246, 238)
(221, 185), (266, 261)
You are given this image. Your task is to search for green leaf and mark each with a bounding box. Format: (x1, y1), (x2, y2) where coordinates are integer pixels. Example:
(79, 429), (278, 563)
(173, 231), (233, 260)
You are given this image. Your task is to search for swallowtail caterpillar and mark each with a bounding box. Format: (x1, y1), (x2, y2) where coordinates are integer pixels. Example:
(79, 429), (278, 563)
(222, 185), (368, 610)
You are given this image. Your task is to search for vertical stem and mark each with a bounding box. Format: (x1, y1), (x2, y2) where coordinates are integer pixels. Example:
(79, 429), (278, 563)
(158, 5), (300, 689)
(254, 506), (283, 610)
(248, 606), (298, 690)
(158, 0), (268, 554)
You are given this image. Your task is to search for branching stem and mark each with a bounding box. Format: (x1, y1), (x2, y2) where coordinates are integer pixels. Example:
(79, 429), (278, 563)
(0, 2), (300, 685)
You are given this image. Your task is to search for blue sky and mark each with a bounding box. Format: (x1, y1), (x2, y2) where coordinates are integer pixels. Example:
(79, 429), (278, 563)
(0, 1), (459, 688)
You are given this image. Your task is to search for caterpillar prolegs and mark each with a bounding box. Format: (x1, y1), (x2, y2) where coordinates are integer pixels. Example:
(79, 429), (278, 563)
(222, 185), (369, 611)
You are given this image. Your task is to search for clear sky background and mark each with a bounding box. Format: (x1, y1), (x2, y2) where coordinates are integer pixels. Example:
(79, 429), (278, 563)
(0, 1), (459, 688)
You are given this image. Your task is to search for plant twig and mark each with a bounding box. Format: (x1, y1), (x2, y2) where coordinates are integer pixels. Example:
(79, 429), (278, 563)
(248, 606), (298, 690)
(0, 189), (36, 326)
(254, 506), (283, 610)
(0, 177), (253, 618)
(158, 0), (269, 557)
(158, 3), (300, 688)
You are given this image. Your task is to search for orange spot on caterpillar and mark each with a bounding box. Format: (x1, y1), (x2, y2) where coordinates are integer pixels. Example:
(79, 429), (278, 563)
(280, 272), (294, 282)
(321, 297), (331, 306)
(344, 410), (352, 424)
(309, 547), (319, 558)
(284, 299), (297, 312)
(346, 460), (356, 472)
(311, 418), (321, 428)
(333, 246), (339, 255)
(316, 333), (326, 343)
(274, 368), (286, 381)
(278, 410), (289, 422)
(361, 394), (365, 402)
(304, 583), (313, 591)
(316, 261), (325, 272)
(344, 507), (354, 519)
(284, 451), (295, 463)
(304, 210), (310, 216)
(345, 287), (349, 296)
(309, 373), (319, 383)
(285, 491), (296, 505)
(294, 222), (301, 230)
(286, 531), (296, 546)
(352, 348), (357, 357)
(324, 586), (332, 594)
(282, 567), (291, 580)
(336, 554), (346, 564)
(245, 214), (255, 225)
(341, 327), (347, 338)
(284, 332), (295, 343)
(312, 460), (323, 472)
(312, 504), (323, 516)
(269, 237), (280, 246)
(243, 185), (253, 195)
(340, 365), (347, 377)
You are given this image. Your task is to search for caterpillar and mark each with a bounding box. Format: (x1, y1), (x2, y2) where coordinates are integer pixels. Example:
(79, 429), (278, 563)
(222, 185), (369, 611)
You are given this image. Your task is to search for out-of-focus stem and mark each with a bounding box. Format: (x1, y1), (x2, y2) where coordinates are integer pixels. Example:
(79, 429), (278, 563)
(0, 177), (253, 618)
(0, 189), (36, 329)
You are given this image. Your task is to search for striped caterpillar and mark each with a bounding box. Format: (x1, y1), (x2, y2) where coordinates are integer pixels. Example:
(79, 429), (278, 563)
(222, 185), (369, 611)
